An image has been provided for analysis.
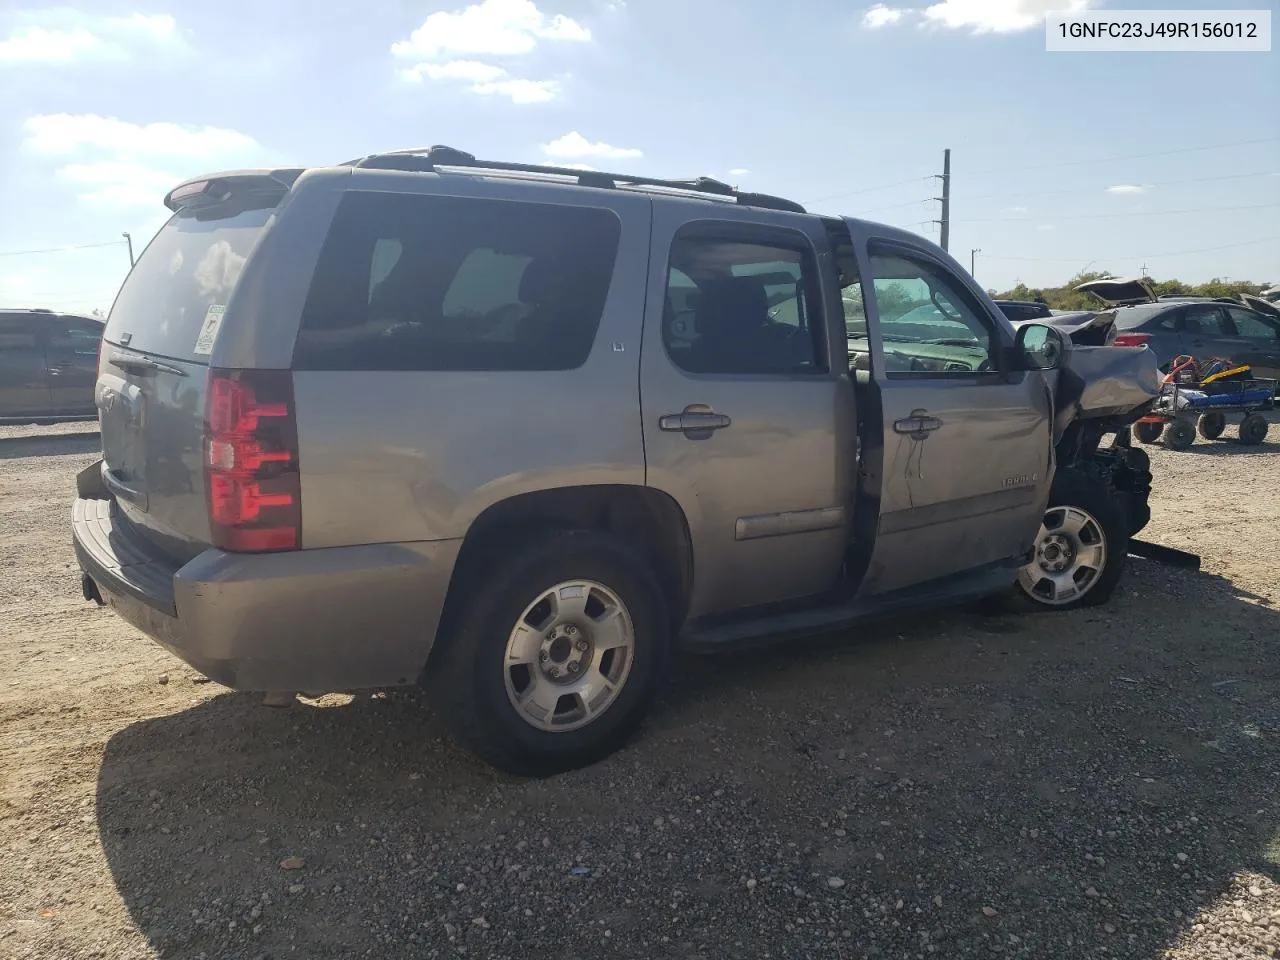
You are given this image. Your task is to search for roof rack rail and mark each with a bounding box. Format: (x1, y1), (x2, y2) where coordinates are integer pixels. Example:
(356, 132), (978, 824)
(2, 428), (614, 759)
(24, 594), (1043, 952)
(341, 145), (806, 214)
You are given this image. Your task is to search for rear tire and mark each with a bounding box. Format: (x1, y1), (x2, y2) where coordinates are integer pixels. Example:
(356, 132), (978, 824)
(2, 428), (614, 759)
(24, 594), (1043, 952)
(1197, 412), (1226, 440)
(1133, 421), (1163, 444)
(427, 530), (670, 777)
(1014, 466), (1128, 611)
(1164, 418), (1196, 451)
(1239, 413), (1269, 446)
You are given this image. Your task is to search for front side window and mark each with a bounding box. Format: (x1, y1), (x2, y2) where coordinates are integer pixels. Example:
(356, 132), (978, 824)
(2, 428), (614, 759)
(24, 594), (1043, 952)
(295, 192), (622, 371)
(662, 234), (825, 375)
(863, 247), (996, 376)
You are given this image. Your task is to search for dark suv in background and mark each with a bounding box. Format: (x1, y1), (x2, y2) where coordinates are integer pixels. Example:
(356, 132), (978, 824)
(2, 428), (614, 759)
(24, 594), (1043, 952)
(0, 308), (103, 424)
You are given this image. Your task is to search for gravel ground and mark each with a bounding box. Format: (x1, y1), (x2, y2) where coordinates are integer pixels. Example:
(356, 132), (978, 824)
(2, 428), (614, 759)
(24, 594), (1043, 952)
(1, 422), (1277, 960)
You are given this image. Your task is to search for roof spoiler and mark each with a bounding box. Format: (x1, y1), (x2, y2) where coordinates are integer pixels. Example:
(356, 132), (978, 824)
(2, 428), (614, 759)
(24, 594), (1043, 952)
(163, 169), (305, 212)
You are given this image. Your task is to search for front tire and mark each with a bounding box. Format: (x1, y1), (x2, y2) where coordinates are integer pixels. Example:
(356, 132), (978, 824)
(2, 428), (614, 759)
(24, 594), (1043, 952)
(1015, 467), (1128, 611)
(427, 530), (670, 777)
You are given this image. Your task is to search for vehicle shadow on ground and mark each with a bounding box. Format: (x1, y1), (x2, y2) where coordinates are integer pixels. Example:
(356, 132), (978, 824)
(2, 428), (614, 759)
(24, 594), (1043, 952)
(1161, 438), (1280, 457)
(96, 558), (1279, 960)
(0, 434), (101, 460)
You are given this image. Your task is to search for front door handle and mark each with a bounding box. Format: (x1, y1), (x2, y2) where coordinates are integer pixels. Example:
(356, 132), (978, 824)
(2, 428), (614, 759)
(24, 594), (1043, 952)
(893, 412), (943, 437)
(659, 404), (732, 437)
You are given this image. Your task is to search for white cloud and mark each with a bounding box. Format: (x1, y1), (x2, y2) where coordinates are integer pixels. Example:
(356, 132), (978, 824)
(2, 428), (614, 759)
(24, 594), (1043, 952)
(0, 11), (185, 64)
(398, 59), (560, 103)
(863, 0), (1095, 33)
(400, 58), (506, 82)
(1003, 205), (1030, 214)
(863, 4), (907, 28)
(23, 114), (262, 210)
(729, 167), (751, 177)
(1036, 224), (1055, 232)
(1106, 184), (1146, 195)
(472, 77), (560, 103)
(541, 131), (642, 160)
(923, 0), (1094, 32)
(391, 1), (582, 103)
(391, 0), (590, 60)
(24, 114), (258, 160)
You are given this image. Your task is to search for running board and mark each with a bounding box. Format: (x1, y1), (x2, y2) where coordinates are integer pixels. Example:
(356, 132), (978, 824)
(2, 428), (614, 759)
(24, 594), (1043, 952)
(679, 563), (1015, 654)
(1128, 539), (1201, 570)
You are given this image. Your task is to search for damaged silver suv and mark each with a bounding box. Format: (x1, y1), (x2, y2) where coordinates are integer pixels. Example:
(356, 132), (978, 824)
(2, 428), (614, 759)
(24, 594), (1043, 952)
(73, 146), (1160, 776)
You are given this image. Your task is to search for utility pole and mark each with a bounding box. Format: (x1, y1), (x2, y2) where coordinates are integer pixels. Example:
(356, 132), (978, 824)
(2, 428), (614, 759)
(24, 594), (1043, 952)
(971, 248), (981, 278)
(122, 232), (134, 267)
(933, 149), (951, 253)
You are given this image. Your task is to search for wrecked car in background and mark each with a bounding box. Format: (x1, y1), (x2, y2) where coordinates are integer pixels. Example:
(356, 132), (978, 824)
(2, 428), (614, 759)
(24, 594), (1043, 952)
(1072, 277), (1280, 382)
(74, 147), (1162, 775)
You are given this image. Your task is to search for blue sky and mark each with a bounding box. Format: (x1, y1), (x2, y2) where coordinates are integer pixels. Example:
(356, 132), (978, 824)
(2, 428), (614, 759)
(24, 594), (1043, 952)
(0, 0), (1276, 314)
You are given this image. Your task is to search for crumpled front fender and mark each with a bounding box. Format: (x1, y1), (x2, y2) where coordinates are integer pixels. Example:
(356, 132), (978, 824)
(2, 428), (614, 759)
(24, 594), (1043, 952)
(1051, 344), (1162, 442)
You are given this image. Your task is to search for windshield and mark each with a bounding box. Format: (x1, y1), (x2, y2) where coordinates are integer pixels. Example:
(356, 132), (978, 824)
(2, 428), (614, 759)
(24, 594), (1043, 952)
(104, 205), (275, 361)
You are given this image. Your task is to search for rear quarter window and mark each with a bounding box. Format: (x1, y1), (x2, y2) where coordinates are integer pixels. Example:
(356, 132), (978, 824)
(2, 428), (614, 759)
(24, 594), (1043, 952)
(293, 192), (622, 372)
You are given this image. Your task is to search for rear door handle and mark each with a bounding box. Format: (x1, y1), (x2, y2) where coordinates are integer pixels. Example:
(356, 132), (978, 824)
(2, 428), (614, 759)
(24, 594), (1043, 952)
(893, 413), (943, 436)
(659, 404), (732, 437)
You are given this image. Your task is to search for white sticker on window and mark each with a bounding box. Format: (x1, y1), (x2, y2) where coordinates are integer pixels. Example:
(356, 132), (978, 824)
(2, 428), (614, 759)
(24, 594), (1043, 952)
(193, 305), (226, 356)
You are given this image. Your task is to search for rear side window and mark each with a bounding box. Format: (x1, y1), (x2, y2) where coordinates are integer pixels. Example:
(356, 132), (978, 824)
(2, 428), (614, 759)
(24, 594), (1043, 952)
(104, 206), (275, 361)
(0, 315), (39, 351)
(293, 192), (622, 371)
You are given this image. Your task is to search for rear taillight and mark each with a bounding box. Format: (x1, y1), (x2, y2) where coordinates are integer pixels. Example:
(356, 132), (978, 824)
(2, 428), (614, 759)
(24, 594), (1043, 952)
(1113, 333), (1150, 347)
(203, 369), (301, 553)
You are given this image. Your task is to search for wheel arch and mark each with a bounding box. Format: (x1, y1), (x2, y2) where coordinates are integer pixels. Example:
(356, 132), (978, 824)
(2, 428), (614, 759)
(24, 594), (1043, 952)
(426, 484), (694, 675)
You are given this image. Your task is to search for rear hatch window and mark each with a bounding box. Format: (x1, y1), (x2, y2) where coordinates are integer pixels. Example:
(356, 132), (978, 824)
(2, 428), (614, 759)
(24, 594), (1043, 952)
(97, 186), (283, 562)
(104, 204), (274, 360)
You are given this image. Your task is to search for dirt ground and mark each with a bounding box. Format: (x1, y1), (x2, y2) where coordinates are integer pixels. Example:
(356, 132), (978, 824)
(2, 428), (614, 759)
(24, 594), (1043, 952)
(1, 420), (1277, 960)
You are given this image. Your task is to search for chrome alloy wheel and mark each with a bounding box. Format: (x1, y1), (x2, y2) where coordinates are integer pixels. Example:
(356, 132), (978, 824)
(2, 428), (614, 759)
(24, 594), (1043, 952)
(1017, 506), (1108, 606)
(502, 580), (636, 732)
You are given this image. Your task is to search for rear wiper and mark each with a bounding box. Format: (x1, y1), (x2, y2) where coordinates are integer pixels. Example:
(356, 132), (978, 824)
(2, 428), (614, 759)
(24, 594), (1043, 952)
(110, 355), (188, 377)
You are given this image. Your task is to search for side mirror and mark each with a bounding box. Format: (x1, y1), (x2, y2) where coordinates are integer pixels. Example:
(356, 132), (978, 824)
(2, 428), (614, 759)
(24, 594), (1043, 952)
(1015, 322), (1065, 371)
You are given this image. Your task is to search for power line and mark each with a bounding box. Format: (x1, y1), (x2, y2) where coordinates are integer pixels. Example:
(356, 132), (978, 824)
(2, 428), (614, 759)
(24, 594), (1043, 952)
(805, 139), (1279, 209)
(957, 169), (1280, 205)
(0, 240), (128, 257)
(980, 236), (1280, 264)
(964, 137), (1280, 177)
(958, 201), (1280, 224)
(802, 175), (933, 206)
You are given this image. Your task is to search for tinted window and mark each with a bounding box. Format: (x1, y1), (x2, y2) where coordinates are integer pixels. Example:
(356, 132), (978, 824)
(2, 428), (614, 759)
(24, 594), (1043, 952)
(105, 205), (274, 361)
(294, 192), (621, 372)
(997, 302), (1050, 323)
(662, 234), (824, 375)
(0, 315), (39, 351)
(864, 248), (995, 376)
(47, 318), (103, 356)
(1224, 307), (1278, 340)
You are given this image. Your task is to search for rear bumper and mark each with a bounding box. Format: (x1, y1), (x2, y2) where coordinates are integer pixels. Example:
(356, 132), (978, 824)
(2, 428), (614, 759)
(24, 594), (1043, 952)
(72, 492), (462, 691)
